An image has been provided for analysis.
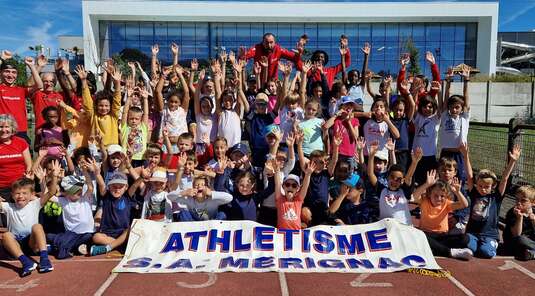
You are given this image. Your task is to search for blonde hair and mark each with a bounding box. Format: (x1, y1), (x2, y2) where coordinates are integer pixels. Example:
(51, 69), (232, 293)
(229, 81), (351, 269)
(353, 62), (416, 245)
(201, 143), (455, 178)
(516, 185), (535, 202)
(476, 169), (498, 185)
(0, 113), (18, 134)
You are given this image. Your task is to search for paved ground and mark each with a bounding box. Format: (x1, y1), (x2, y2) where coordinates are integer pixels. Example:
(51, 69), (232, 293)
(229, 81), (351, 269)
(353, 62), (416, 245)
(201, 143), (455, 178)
(0, 255), (534, 295)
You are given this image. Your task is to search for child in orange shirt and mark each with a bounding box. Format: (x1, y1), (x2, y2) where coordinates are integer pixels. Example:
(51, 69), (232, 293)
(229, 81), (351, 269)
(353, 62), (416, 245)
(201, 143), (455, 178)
(273, 159), (314, 230)
(412, 170), (472, 260)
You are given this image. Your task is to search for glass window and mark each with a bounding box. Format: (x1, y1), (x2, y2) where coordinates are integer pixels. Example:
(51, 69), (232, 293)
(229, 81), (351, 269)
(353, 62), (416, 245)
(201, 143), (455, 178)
(425, 24), (441, 42)
(155, 22), (167, 41)
(385, 24), (398, 42)
(441, 24), (455, 43)
(291, 23), (304, 40)
(384, 42), (400, 61)
(125, 22), (139, 41)
(251, 23), (263, 42)
(125, 40), (140, 50)
(196, 23), (209, 41)
(358, 24), (371, 42)
(139, 23), (154, 41)
(264, 23), (278, 36)
(412, 24), (425, 42)
(454, 42), (465, 61)
(466, 23), (477, 42)
(304, 23), (317, 48)
(372, 23), (385, 42)
(399, 23), (412, 42)
(455, 24), (466, 42)
(110, 40), (125, 54)
(440, 42), (454, 61)
(99, 21), (109, 40)
(278, 23), (292, 43)
(182, 23), (196, 41)
(344, 23), (358, 45)
(332, 24), (345, 40)
(168, 23), (181, 42)
(110, 22), (125, 41)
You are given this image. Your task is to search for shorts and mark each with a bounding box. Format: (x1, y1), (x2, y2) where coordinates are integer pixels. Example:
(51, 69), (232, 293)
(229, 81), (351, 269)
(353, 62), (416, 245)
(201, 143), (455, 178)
(15, 234), (33, 254)
(101, 228), (127, 239)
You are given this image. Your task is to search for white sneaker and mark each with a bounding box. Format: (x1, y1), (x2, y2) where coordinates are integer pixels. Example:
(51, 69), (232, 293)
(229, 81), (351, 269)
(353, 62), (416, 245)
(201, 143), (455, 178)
(78, 244), (88, 255)
(450, 248), (473, 261)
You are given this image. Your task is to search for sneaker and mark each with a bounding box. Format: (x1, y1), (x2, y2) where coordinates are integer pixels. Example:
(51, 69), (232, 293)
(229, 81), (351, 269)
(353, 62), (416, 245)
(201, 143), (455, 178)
(450, 248), (473, 261)
(20, 261), (37, 277)
(38, 257), (54, 273)
(90, 245), (108, 256)
(78, 244), (88, 256)
(517, 249), (535, 261)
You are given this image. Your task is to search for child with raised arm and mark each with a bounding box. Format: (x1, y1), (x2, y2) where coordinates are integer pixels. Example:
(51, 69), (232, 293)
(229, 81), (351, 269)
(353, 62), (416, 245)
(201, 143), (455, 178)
(76, 65), (122, 146)
(412, 170), (472, 260)
(391, 79), (416, 173)
(439, 65), (471, 182)
(273, 159), (314, 230)
(466, 144), (521, 258)
(0, 160), (61, 276)
(120, 86), (150, 167)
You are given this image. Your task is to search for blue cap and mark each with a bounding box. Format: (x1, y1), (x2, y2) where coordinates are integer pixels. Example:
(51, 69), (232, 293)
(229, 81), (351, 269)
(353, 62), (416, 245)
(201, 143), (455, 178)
(231, 143), (250, 155)
(343, 173), (361, 188)
(340, 96), (357, 106)
(263, 124), (279, 138)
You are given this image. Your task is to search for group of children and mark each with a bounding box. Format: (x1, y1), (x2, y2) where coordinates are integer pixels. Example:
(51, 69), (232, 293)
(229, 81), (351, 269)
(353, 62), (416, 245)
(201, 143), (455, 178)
(1, 35), (534, 278)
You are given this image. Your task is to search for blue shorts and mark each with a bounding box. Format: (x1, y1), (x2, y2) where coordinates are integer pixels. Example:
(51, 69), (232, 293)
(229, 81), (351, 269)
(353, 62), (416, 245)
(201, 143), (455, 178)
(101, 229), (126, 239)
(15, 234), (33, 253)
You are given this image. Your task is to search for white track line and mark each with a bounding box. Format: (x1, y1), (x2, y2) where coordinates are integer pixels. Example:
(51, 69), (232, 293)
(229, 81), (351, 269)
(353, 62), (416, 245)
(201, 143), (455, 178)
(278, 272), (289, 296)
(93, 273), (118, 296)
(446, 274), (476, 296)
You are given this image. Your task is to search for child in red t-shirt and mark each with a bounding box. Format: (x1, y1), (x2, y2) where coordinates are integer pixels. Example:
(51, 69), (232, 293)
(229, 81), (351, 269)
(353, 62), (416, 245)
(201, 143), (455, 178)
(273, 159), (314, 230)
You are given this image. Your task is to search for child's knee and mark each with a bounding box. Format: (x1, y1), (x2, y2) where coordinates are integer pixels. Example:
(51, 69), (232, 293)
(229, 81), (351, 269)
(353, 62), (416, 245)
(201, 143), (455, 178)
(478, 240), (498, 259)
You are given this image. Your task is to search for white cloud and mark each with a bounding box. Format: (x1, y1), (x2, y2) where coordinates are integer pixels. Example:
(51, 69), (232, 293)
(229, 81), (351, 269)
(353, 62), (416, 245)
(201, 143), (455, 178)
(13, 21), (70, 56)
(500, 3), (535, 26)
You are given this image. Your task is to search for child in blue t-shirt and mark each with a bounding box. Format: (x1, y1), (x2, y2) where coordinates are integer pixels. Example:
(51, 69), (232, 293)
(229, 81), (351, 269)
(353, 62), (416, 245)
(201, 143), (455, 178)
(391, 79), (416, 173)
(90, 172), (135, 256)
(329, 173), (369, 225)
(466, 144), (520, 258)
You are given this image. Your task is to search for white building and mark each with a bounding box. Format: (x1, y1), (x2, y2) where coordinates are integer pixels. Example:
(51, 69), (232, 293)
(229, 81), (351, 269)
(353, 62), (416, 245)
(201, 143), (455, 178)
(82, 0), (498, 75)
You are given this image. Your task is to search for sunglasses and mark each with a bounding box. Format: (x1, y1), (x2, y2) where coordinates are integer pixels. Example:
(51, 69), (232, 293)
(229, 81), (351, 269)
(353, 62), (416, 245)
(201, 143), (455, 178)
(283, 182), (298, 189)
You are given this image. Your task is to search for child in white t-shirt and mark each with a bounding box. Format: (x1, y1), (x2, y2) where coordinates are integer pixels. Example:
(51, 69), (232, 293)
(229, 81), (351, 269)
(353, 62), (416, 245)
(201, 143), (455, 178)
(0, 161), (61, 276)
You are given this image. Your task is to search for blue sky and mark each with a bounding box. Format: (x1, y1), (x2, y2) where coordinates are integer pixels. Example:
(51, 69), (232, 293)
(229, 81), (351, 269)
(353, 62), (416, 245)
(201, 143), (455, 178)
(0, 0), (533, 57)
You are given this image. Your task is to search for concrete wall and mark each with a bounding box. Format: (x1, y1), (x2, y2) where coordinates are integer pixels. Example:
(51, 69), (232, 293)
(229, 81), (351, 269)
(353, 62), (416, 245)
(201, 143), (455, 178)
(366, 82), (534, 123)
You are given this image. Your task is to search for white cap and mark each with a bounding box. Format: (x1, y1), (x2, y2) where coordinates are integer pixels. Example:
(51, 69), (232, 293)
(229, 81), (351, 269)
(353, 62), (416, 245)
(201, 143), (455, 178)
(107, 144), (124, 156)
(283, 174), (301, 187)
(374, 150), (389, 161)
(149, 170), (167, 182)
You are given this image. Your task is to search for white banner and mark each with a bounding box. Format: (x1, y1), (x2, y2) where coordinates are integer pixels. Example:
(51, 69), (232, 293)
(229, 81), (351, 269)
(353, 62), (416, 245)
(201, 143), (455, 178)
(113, 219), (441, 273)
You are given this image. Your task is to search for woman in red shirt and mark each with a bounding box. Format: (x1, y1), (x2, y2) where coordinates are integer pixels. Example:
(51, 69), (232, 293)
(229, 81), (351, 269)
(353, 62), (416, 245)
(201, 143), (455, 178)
(0, 114), (32, 201)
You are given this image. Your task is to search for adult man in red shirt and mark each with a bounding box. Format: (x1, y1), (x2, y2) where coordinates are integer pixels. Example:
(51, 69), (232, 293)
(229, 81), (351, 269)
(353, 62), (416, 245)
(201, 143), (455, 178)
(0, 51), (43, 143)
(308, 35), (352, 88)
(32, 71), (64, 131)
(241, 33), (303, 80)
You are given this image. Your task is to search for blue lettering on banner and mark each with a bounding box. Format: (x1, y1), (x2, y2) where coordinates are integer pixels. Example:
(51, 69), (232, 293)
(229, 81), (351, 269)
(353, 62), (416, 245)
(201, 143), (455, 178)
(253, 226), (275, 251)
(253, 257), (275, 269)
(122, 257), (152, 268)
(166, 259), (193, 269)
(184, 231), (208, 251)
(345, 258), (375, 269)
(233, 230), (251, 252)
(302, 229), (311, 252)
(161, 233), (184, 253)
(279, 258), (304, 269)
(207, 229), (231, 252)
(313, 230), (335, 253)
(378, 257), (403, 269)
(277, 229), (299, 251)
(336, 234), (365, 255)
(366, 228), (392, 251)
(401, 255), (427, 267)
(219, 256), (249, 268)
(318, 259), (345, 269)
(304, 257), (316, 268)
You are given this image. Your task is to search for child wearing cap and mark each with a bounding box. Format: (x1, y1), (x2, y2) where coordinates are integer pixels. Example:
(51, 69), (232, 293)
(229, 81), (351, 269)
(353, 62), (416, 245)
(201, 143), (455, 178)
(90, 172), (136, 256)
(247, 92), (275, 167)
(168, 176), (232, 221)
(129, 167), (173, 222)
(47, 162), (96, 259)
(273, 159), (314, 230)
(329, 173), (369, 225)
(0, 160), (61, 277)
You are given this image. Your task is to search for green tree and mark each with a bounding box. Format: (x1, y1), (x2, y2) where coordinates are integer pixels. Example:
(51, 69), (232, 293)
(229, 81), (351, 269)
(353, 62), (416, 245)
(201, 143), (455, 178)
(404, 38), (421, 76)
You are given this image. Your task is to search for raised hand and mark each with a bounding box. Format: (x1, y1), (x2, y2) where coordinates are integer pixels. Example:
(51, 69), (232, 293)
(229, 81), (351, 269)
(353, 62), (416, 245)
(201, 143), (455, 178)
(385, 138), (395, 151)
(445, 67), (454, 81)
(509, 144), (521, 161)
(61, 58), (71, 74)
(460, 64), (471, 80)
(216, 155), (229, 174)
(1, 50), (12, 60)
(302, 60), (313, 73)
(340, 183), (350, 198)
(219, 50), (228, 63)
(51, 160), (62, 178)
(361, 42), (371, 55)
(253, 62), (261, 75)
(305, 160), (317, 175)
(339, 38), (348, 55)
(459, 142), (469, 156)
(425, 51), (435, 65)
(24, 56), (35, 67)
(426, 169), (438, 186)
(34, 165), (46, 181)
(400, 53), (410, 66)
(411, 146), (423, 162)
(514, 206), (523, 218)
(333, 131), (343, 147)
(430, 80), (441, 93)
(399, 79), (410, 95)
(228, 51), (236, 65)
(259, 56), (269, 68)
(451, 177), (461, 194)
(175, 64), (184, 76)
(356, 137), (366, 151)
(36, 54), (48, 68)
(151, 44), (159, 56)
(75, 65), (87, 80)
(368, 140), (379, 156)
(286, 132), (296, 147)
(170, 42), (179, 56)
(111, 68), (122, 82)
(190, 58), (199, 71)
(383, 75), (392, 87)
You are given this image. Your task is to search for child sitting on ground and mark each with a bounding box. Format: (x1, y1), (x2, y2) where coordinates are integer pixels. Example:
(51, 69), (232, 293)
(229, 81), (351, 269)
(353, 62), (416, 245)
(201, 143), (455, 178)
(412, 170), (472, 260)
(90, 172), (136, 256)
(465, 144), (521, 258)
(0, 160), (61, 276)
(503, 185), (535, 261)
